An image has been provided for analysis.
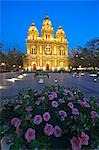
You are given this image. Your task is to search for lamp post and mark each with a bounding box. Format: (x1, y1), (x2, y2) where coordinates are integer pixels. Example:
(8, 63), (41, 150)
(1, 62), (6, 71)
(13, 64), (16, 72)
(75, 54), (79, 71)
(19, 66), (21, 69)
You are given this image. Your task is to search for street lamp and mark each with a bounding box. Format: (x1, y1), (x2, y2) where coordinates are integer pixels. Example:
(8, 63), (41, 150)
(19, 66), (21, 69)
(75, 54), (78, 58)
(13, 65), (16, 68)
(1, 62), (6, 71)
(70, 66), (72, 69)
(1, 62), (5, 66)
(12, 64), (16, 72)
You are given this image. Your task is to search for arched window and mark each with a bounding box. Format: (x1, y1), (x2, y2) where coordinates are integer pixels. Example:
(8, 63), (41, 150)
(31, 46), (37, 54)
(60, 47), (65, 55)
(60, 49), (62, 55)
(48, 35), (50, 40)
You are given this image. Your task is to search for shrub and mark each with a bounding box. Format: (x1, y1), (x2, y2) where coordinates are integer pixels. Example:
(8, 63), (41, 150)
(0, 85), (99, 150)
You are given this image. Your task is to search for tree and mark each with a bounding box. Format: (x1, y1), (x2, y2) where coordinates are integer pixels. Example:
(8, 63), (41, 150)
(6, 48), (24, 70)
(86, 38), (99, 68)
(69, 38), (99, 68)
(86, 38), (99, 52)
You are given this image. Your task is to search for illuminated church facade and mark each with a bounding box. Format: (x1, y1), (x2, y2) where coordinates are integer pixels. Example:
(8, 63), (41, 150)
(23, 16), (68, 71)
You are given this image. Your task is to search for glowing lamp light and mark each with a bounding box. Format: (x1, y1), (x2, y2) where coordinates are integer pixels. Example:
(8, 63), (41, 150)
(13, 65), (15, 67)
(94, 78), (97, 82)
(76, 54), (78, 58)
(1, 62), (5, 66)
(70, 66), (72, 69)
(19, 66), (21, 68)
(55, 79), (57, 83)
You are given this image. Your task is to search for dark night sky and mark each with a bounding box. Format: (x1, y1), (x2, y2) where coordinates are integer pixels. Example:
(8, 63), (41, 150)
(0, 0), (99, 52)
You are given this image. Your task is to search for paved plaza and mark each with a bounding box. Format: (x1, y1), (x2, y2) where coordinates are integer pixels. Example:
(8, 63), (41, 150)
(0, 72), (99, 108)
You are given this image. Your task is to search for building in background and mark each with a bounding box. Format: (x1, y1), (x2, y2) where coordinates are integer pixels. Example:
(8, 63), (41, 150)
(23, 16), (68, 71)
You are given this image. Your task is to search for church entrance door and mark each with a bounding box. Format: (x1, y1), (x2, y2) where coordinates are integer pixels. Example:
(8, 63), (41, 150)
(46, 63), (49, 70)
(33, 64), (36, 70)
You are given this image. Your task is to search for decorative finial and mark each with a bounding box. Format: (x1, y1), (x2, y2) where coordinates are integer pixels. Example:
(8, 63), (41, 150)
(59, 26), (62, 29)
(45, 15), (49, 20)
(32, 22), (35, 26)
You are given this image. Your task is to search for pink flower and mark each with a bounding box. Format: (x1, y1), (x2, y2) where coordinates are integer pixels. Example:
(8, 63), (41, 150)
(34, 115), (42, 125)
(54, 125), (62, 137)
(11, 117), (21, 136)
(25, 114), (32, 120)
(68, 102), (74, 109)
(78, 100), (90, 108)
(51, 101), (59, 108)
(58, 98), (65, 104)
(25, 106), (33, 112)
(70, 136), (81, 150)
(43, 112), (51, 122)
(24, 95), (30, 99)
(48, 94), (54, 100)
(72, 108), (79, 116)
(80, 132), (89, 145)
(64, 90), (74, 97)
(82, 101), (90, 108)
(59, 110), (67, 120)
(11, 117), (21, 128)
(90, 111), (99, 119)
(44, 123), (54, 136)
(25, 128), (36, 143)
(51, 92), (57, 98)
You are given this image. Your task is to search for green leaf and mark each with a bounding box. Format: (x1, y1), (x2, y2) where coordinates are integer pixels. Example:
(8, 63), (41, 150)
(30, 140), (39, 149)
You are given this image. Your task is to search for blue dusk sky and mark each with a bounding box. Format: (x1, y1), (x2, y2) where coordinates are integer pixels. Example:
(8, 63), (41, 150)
(0, 0), (99, 53)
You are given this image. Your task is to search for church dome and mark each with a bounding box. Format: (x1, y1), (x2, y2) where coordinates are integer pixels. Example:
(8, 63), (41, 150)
(28, 22), (39, 36)
(56, 26), (65, 38)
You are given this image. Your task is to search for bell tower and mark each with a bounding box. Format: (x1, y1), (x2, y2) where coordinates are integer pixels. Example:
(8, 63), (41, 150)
(41, 16), (54, 40)
(27, 22), (39, 40)
(56, 26), (66, 42)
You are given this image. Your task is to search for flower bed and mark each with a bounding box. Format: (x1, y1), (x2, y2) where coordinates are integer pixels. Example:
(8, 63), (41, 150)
(0, 85), (99, 150)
